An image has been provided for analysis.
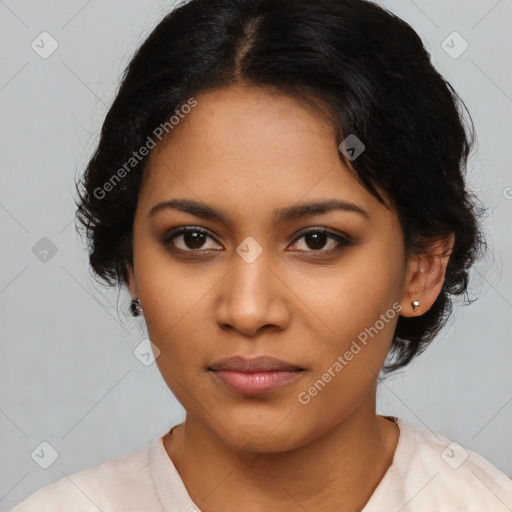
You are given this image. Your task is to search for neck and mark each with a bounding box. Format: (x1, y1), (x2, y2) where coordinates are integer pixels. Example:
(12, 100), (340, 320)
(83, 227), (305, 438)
(164, 385), (399, 512)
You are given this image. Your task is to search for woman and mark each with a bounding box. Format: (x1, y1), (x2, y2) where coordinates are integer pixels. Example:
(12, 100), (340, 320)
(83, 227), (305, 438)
(12, 0), (512, 510)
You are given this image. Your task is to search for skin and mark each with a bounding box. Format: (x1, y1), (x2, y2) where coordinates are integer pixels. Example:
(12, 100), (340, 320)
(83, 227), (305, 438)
(127, 83), (454, 512)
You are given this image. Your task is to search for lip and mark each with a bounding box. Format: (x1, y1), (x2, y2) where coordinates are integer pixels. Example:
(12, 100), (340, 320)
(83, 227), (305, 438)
(209, 355), (304, 372)
(208, 356), (305, 394)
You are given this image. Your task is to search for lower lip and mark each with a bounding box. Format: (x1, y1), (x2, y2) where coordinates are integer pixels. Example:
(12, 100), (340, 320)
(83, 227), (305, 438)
(210, 370), (303, 394)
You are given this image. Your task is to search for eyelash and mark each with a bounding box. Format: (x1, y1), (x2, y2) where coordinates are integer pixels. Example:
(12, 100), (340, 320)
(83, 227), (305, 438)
(163, 226), (354, 257)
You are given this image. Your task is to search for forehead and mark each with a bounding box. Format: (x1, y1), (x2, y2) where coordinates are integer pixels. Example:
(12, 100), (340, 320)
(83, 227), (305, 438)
(153, 84), (339, 163)
(137, 85), (388, 222)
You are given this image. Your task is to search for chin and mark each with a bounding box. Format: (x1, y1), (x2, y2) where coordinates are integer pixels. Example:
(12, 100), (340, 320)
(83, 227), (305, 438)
(207, 411), (315, 453)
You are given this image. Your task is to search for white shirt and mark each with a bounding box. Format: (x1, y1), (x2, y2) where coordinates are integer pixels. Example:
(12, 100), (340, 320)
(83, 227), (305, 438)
(10, 416), (512, 511)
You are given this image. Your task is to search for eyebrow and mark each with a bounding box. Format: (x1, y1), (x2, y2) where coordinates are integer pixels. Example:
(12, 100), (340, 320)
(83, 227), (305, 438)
(148, 198), (370, 223)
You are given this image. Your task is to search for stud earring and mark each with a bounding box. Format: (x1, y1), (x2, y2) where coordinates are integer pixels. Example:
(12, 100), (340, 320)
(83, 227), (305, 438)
(130, 298), (143, 317)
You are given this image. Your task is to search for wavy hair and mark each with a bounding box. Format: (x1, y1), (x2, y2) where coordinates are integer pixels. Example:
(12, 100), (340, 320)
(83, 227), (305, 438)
(75, 0), (488, 373)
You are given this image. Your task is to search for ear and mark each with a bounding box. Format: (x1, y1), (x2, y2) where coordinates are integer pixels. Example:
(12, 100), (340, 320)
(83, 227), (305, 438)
(400, 233), (455, 317)
(126, 263), (139, 299)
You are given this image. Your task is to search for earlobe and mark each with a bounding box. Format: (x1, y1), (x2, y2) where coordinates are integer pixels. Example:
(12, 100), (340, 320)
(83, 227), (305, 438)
(400, 233), (455, 317)
(399, 257), (425, 318)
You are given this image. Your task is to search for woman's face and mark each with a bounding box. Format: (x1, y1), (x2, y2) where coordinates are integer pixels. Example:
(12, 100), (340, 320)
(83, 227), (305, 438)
(127, 84), (412, 451)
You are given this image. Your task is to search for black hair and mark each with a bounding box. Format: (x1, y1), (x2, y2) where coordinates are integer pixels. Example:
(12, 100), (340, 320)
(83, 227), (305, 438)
(75, 0), (488, 373)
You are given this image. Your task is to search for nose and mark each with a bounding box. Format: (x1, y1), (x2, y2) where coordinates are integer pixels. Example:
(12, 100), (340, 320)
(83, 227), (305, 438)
(214, 253), (291, 337)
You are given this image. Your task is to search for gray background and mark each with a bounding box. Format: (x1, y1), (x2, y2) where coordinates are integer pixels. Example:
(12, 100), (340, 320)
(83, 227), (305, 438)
(1, 0), (511, 509)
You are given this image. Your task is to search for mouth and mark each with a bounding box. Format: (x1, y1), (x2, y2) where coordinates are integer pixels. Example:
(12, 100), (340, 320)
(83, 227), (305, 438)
(208, 356), (305, 394)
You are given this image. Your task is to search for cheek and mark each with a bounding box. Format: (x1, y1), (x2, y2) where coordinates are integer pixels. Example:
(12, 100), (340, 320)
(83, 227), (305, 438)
(141, 287), (207, 364)
(314, 245), (403, 340)
(135, 254), (218, 372)
(296, 243), (405, 402)
(133, 247), (189, 354)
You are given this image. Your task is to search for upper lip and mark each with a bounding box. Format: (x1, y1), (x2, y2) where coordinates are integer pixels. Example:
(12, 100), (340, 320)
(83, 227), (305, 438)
(208, 356), (305, 373)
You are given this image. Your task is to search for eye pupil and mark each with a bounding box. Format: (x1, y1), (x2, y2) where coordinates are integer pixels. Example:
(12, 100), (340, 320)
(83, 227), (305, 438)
(306, 232), (327, 250)
(184, 231), (206, 249)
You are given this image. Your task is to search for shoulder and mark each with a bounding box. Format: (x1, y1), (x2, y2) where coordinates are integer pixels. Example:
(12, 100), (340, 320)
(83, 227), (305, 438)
(10, 442), (157, 512)
(389, 419), (512, 511)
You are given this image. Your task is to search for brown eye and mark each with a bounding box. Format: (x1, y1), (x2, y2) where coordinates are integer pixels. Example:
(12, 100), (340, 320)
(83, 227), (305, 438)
(164, 227), (222, 252)
(290, 229), (354, 255)
(303, 232), (330, 250)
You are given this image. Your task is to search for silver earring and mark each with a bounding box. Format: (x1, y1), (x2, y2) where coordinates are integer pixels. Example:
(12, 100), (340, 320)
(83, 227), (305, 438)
(130, 298), (143, 317)
(411, 300), (420, 313)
